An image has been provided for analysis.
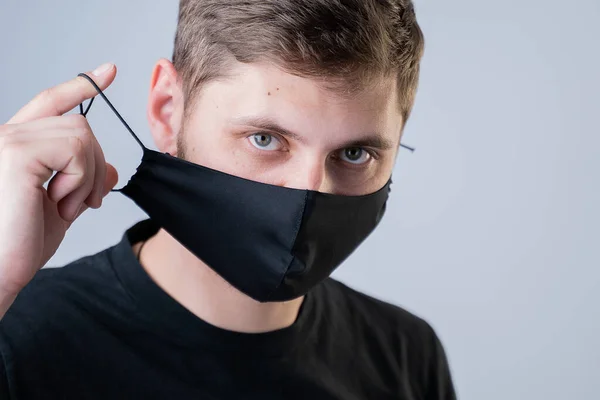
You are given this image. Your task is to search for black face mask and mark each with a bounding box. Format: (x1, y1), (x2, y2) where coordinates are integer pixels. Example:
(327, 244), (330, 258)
(78, 73), (411, 302)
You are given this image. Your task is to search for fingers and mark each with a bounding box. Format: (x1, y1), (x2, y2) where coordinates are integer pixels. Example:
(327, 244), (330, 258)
(68, 162), (119, 223)
(0, 117), (82, 147)
(0, 123), (97, 222)
(7, 63), (117, 125)
(2, 113), (112, 218)
(55, 135), (96, 221)
(0, 135), (90, 221)
(0, 64), (120, 224)
(0, 116), (77, 139)
(85, 134), (107, 209)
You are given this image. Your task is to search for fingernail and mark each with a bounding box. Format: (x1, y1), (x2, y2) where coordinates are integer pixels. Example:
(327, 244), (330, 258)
(92, 63), (113, 77)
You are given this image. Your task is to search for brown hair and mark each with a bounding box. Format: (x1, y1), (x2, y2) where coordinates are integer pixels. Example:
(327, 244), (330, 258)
(172, 0), (425, 124)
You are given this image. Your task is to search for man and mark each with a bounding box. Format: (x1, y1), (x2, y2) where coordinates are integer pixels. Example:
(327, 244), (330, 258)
(0, 0), (456, 398)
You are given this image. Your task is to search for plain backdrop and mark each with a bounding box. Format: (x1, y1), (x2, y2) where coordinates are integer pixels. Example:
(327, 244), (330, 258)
(1, 1), (598, 399)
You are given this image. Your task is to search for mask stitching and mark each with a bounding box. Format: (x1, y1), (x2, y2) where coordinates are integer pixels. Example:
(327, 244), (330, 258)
(265, 190), (310, 301)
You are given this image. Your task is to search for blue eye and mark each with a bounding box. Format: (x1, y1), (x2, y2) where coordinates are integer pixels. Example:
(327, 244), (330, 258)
(254, 134), (271, 147)
(249, 133), (281, 151)
(340, 147), (370, 164)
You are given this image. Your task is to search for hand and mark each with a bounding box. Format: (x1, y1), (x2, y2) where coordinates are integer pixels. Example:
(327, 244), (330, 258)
(0, 63), (119, 310)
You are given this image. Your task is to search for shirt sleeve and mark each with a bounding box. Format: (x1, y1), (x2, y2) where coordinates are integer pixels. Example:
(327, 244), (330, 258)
(424, 324), (457, 400)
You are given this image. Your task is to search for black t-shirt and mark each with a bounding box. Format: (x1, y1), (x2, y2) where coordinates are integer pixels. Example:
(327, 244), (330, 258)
(0, 220), (456, 399)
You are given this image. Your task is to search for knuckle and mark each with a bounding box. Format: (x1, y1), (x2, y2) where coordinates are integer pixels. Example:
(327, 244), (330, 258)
(77, 122), (93, 140)
(0, 123), (17, 137)
(64, 114), (90, 135)
(75, 75), (88, 86)
(36, 89), (59, 115)
(65, 113), (88, 127)
(67, 135), (85, 156)
(70, 124), (93, 149)
(0, 126), (17, 150)
(0, 141), (24, 167)
(36, 88), (52, 103)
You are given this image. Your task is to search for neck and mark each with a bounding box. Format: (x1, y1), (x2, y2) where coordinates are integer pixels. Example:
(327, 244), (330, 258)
(134, 228), (304, 333)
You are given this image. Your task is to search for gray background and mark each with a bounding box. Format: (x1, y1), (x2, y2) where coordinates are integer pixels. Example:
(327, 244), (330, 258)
(1, 0), (598, 398)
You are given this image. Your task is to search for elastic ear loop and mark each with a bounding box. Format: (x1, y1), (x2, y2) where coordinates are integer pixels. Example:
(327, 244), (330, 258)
(77, 72), (147, 192)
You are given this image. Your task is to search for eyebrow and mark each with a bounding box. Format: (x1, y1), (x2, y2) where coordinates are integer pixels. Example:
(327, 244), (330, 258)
(228, 115), (395, 150)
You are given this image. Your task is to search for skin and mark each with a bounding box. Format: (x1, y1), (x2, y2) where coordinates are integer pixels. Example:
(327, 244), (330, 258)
(0, 60), (404, 332)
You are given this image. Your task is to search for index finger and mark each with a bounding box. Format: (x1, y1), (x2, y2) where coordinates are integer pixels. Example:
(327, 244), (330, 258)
(7, 63), (117, 125)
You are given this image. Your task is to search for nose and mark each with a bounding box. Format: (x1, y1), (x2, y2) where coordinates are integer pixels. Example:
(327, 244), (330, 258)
(280, 155), (333, 193)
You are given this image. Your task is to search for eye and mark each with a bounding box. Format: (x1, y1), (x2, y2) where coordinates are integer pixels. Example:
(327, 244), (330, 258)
(249, 133), (282, 151)
(339, 147), (371, 165)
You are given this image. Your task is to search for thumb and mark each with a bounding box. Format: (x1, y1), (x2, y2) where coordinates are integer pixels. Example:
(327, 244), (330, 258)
(103, 163), (119, 195)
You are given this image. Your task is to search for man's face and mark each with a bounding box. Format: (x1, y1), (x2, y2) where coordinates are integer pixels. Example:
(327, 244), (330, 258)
(176, 62), (403, 196)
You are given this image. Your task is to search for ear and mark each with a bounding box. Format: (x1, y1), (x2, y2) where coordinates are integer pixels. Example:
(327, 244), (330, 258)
(147, 58), (185, 155)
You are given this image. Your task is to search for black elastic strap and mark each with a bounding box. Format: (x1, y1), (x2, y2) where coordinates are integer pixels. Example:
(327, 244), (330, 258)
(400, 143), (415, 152)
(77, 72), (148, 192)
(77, 73), (146, 151)
(79, 96), (94, 117)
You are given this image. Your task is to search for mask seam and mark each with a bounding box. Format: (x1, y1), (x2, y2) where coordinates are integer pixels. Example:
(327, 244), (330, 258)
(266, 190), (309, 301)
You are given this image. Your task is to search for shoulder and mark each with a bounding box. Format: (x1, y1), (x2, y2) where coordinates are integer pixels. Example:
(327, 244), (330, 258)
(0, 247), (137, 398)
(5, 248), (125, 321)
(316, 278), (456, 398)
(318, 277), (437, 340)
(0, 247), (133, 353)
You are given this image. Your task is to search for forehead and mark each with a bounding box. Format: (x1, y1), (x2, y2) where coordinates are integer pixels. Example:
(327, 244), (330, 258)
(191, 62), (403, 145)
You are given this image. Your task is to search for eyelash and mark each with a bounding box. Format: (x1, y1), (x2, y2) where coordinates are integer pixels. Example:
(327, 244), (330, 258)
(339, 148), (380, 161)
(246, 132), (380, 165)
(248, 132), (287, 153)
